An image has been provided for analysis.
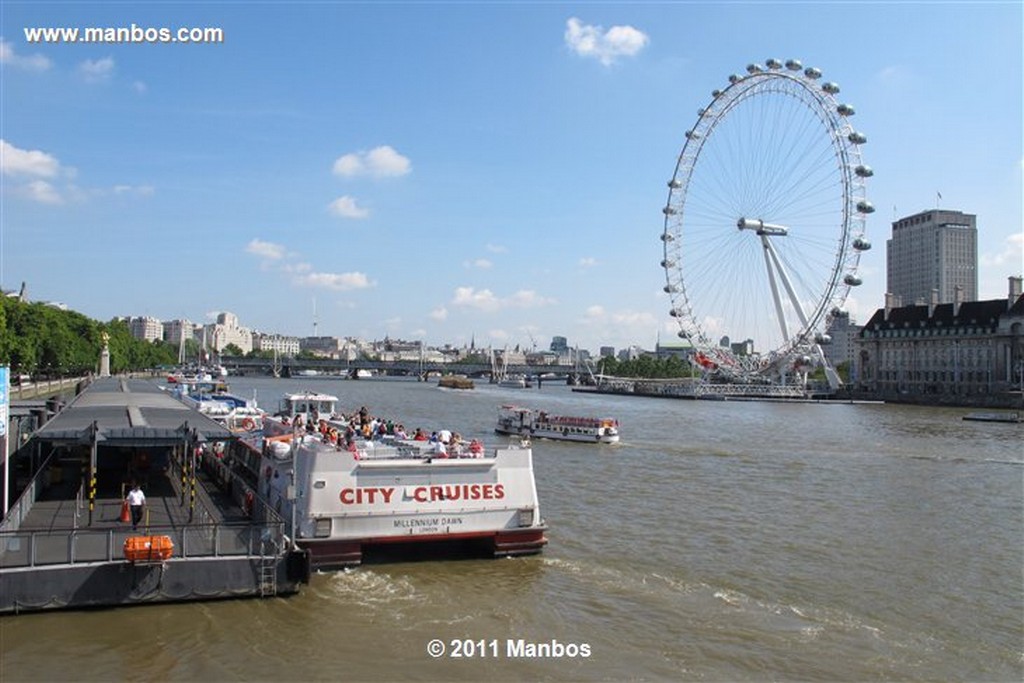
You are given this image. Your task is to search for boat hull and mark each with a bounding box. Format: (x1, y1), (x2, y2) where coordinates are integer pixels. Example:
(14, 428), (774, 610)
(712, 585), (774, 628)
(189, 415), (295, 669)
(297, 526), (548, 569)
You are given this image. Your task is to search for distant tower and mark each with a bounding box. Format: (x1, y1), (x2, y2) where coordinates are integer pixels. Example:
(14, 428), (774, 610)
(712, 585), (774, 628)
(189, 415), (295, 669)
(887, 209), (977, 305)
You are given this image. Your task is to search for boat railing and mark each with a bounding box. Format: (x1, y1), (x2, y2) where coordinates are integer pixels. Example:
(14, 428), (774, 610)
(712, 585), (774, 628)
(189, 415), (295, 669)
(0, 520), (289, 569)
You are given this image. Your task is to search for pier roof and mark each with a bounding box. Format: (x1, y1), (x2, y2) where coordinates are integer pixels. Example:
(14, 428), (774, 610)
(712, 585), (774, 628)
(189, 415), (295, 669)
(33, 377), (233, 445)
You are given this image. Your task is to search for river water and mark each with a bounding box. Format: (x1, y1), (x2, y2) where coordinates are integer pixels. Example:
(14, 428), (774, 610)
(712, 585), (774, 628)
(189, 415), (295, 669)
(2, 376), (1021, 681)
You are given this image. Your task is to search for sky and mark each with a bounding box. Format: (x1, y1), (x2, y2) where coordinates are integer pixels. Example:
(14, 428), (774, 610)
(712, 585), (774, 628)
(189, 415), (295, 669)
(1, 1), (1021, 355)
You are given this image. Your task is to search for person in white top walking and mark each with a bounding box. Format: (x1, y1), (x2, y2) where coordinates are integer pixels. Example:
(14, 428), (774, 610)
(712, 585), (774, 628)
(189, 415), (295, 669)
(125, 484), (146, 531)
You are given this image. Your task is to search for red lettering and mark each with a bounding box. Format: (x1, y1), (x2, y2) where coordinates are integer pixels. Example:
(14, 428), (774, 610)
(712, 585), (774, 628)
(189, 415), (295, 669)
(339, 487), (396, 505)
(414, 487), (428, 503)
(482, 484), (493, 500)
(430, 485), (444, 501)
(494, 484), (505, 499)
(469, 484), (481, 500)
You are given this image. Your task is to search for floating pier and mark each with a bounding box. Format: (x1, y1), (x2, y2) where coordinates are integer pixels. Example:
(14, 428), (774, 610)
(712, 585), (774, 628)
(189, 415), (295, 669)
(0, 377), (310, 615)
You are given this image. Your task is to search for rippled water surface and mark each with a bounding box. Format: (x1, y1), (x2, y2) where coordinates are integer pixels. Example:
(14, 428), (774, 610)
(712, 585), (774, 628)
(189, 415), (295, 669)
(2, 377), (1021, 681)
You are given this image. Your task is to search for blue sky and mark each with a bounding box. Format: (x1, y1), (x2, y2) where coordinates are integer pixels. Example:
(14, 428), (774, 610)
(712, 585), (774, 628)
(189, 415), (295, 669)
(1, 2), (1021, 354)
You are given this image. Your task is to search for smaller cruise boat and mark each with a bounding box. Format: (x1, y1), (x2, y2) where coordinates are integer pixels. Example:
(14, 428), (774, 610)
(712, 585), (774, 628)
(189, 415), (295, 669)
(495, 405), (620, 444)
(263, 390), (347, 436)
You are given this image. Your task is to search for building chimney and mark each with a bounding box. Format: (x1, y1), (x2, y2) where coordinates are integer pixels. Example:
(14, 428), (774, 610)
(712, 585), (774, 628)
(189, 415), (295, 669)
(928, 288), (939, 318)
(884, 292), (899, 320)
(953, 285), (964, 317)
(1009, 276), (1023, 309)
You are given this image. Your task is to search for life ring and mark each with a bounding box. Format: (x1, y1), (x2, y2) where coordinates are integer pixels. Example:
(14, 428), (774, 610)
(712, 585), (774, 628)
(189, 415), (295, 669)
(242, 417), (256, 431)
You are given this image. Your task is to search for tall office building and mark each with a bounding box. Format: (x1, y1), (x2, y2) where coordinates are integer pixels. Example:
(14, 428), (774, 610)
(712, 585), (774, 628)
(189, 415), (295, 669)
(886, 209), (977, 306)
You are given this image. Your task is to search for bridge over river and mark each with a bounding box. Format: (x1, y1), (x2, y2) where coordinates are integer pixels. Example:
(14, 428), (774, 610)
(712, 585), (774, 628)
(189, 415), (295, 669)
(219, 356), (587, 380)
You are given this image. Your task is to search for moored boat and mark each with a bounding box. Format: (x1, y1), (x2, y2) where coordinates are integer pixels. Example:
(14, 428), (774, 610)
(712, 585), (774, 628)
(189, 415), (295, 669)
(495, 405), (620, 444)
(254, 434), (547, 568)
(263, 390), (347, 437)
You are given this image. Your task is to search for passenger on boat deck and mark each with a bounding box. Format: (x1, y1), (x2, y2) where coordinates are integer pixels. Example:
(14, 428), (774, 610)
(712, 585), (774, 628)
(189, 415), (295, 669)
(377, 422), (388, 440)
(429, 431), (439, 443)
(394, 424), (408, 439)
(468, 439), (484, 456)
(433, 440), (448, 457)
(413, 428), (428, 441)
(438, 429), (452, 444)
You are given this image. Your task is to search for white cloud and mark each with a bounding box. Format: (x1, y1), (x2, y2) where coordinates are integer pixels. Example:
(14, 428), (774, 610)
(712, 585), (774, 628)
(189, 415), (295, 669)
(1, 139), (61, 177)
(328, 195), (370, 219)
(294, 271), (372, 291)
(132, 80), (147, 94)
(0, 39), (51, 71)
(430, 307), (448, 321)
(564, 17), (649, 66)
(451, 287), (555, 313)
(246, 239), (286, 261)
(980, 232), (1024, 269)
(485, 243), (508, 254)
(23, 179), (62, 204)
(77, 56), (115, 83)
(332, 145), (411, 178)
(579, 257), (598, 268)
(112, 184), (154, 196)
(464, 258), (492, 269)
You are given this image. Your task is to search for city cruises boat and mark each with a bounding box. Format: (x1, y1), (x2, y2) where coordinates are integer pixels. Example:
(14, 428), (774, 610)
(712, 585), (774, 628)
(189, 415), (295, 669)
(253, 433), (547, 568)
(495, 405), (620, 444)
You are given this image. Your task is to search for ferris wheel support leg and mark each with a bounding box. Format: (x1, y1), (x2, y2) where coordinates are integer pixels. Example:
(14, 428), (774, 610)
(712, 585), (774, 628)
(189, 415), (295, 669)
(814, 344), (843, 390)
(761, 237), (790, 342)
(763, 236), (810, 330)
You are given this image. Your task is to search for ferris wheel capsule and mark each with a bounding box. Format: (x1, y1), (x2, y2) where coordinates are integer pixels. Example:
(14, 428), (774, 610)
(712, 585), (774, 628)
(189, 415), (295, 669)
(837, 103), (855, 116)
(854, 165), (874, 178)
(844, 274), (863, 286)
(848, 131), (867, 144)
(785, 59), (802, 71)
(822, 82), (840, 94)
(804, 67), (822, 79)
(853, 236), (872, 251)
(766, 58), (783, 69)
(856, 200), (875, 214)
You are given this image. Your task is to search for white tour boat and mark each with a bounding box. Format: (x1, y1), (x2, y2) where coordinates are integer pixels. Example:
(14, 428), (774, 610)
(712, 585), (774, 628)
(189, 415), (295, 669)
(255, 433), (548, 568)
(495, 405), (620, 444)
(263, 390), (347, 437)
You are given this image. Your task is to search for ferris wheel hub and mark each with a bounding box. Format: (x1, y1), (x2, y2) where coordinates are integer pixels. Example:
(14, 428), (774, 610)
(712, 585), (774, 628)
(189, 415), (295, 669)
(737, 217), (788, 236)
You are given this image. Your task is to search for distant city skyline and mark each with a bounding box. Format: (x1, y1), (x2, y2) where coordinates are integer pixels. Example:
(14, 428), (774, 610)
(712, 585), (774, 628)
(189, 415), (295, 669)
(2, 3), (1021, 354)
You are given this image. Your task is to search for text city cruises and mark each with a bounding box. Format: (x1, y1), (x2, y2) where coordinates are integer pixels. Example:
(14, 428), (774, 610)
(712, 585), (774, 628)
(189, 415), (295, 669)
(495, 405), (620, 444)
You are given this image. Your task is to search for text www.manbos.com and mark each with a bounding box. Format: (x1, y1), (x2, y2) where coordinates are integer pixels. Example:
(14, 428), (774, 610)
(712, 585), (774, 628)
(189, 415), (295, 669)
(24, 24), (224, 45)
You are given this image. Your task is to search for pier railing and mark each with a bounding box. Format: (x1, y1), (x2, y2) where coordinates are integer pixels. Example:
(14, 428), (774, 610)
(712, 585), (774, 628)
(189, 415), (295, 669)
(0, 521), (287, 569)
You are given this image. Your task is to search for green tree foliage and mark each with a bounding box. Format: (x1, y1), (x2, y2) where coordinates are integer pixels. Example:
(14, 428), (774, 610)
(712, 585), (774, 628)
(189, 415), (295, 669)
(0, 297), (177, 376)
(222, 343), (244, 357)
(597, 354), (692, 378)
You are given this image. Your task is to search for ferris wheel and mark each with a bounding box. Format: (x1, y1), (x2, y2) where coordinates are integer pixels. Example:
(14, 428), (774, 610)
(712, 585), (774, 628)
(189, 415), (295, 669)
(661, 58), (873, 384)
